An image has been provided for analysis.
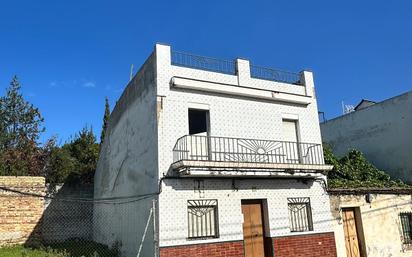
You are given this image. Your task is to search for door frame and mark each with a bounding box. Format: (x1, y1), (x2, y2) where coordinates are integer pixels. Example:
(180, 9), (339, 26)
(341, 207), (366, 257)
(241, 199), (272, 257)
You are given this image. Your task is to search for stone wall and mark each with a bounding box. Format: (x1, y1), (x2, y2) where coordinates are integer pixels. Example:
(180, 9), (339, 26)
(0, 176), (45, 246)
(0, 177), (95, 246)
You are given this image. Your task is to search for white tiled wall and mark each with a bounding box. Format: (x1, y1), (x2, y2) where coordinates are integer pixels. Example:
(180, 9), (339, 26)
(159, 178), (333, 247)
(154, 44), (333, 247)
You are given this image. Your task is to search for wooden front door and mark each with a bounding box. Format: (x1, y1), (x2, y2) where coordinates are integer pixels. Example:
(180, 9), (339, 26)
(342, 208), (361, 257)
(242, 200), (266, 257)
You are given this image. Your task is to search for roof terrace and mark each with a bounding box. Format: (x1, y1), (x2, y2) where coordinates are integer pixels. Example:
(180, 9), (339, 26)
(171, 50), (302, 85)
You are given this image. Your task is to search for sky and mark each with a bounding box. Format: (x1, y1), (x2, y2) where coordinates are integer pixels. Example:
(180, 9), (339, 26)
(1, 1), (411, 143)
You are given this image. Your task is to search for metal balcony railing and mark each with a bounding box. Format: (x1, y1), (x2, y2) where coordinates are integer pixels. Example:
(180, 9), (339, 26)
(171, 51), (236, 75)
(250, 65), (302, 85)
(173, 135), (324, 165)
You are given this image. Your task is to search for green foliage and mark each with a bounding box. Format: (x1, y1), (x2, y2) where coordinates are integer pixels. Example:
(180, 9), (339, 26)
(0, 76), (49, 177)
(1, 240), (119, 257)
(47, 127), (99, 184)
(100, 97), (110, 145)
(64, 126), (99, 183)
(324, 144), (410, 188)
(45, 145), (76, 184)
(0, 76), (101, 184)
(0, 76), (44, 149)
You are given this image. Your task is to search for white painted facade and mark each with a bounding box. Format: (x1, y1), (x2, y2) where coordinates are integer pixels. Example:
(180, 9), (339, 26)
(155, 44), (334, 248)
(95, 43), (336, 256)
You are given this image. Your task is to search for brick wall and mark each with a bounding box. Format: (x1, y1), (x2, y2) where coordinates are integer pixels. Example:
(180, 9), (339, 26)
(273, 232), (337, 257)
(159, 233), (336, 257)
(160, 241), (244, 257)
(0, 176), (45, 246)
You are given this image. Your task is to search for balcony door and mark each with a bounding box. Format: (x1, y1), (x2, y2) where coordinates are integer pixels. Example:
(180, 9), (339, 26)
(282, 119), (300, 163)
(188, 109), (210, 161)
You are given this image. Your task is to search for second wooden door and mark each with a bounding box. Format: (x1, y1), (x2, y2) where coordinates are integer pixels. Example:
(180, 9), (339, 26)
(342, 208), (362, 257)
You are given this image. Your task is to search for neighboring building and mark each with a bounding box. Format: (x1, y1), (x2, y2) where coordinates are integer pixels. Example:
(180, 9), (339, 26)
(94, 43), (337, 257)
(320, 92), (412, 184)
(353, 99), (376, 111)
(329, 188), (412, 257)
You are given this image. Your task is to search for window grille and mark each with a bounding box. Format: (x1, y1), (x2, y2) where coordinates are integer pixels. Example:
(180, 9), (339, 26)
(288, 197), (313, 232)
(400, 212), (412, 245)
(187, 199), (219, 239)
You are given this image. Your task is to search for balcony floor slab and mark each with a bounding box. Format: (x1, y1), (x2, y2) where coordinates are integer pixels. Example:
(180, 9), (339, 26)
(171, 160), (333, 178)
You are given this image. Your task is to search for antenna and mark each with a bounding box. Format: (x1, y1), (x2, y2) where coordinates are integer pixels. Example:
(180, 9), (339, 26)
(342, 101), (355, 115)
(129, 64), (134, 81)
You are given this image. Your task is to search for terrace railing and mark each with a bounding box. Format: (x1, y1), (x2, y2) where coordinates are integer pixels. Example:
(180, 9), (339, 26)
(171, 51), (236, 75)
(250, 65), (302, 85)
(173, 135), (324, 165)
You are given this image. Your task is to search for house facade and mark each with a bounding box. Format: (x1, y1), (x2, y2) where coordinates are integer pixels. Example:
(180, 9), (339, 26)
(94, 43), (337, 257)
(329, 188), (412, 257)
(320, 92), (412, 184)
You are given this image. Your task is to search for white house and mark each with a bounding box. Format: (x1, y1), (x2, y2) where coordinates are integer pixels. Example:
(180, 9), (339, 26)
(93, 43), (337, 257)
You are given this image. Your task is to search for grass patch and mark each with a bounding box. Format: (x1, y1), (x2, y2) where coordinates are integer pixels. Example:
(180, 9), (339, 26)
(0, 240), (119, 257)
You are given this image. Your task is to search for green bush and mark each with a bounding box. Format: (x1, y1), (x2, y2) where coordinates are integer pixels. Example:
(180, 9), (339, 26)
(324, 144), (410, 188)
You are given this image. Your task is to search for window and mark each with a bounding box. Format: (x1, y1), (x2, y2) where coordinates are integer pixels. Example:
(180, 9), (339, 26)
(400, 212), (412, 246)
(282, 119), (299, 143)
(187, 199), (219, 239)
(282, 119), (301, 164)
(188, 109), (209, 135)
(288, 197), (313, 232)
(188, 109), (210, 161)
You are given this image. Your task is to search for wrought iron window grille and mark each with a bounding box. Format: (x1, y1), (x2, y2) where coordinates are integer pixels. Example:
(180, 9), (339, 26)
(400, 212), (412, 246)
(288, 197), (313, 232)
(187, 199), (219, 239)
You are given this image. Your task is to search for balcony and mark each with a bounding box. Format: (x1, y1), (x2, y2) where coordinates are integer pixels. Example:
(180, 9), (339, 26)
(171, 135), (333, 177)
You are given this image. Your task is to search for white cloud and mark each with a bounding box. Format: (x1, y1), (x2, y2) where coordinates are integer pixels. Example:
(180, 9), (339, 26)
(83, 81), (96, 88)
(49, 81), (58, 88)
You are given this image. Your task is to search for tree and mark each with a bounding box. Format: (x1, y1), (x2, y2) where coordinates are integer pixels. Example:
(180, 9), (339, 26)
(44, 127), (100, 184)
(64, 126), (99, 183)
(100, 97), (110, 145)
(45, 144), (76, 184)
(0, 76), (48, 176)
(0, 76), (44, 150)
(324, 144), (409, 188)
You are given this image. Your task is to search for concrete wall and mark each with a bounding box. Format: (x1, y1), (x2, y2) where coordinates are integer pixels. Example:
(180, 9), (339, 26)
(321, 92), (412, 183)
(155, 44), (334, 248)
(0, 176), (45, 246)
(93, 51), (159, 257)
(42, 183), (94, 243)
(330, 193), (412, 257)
